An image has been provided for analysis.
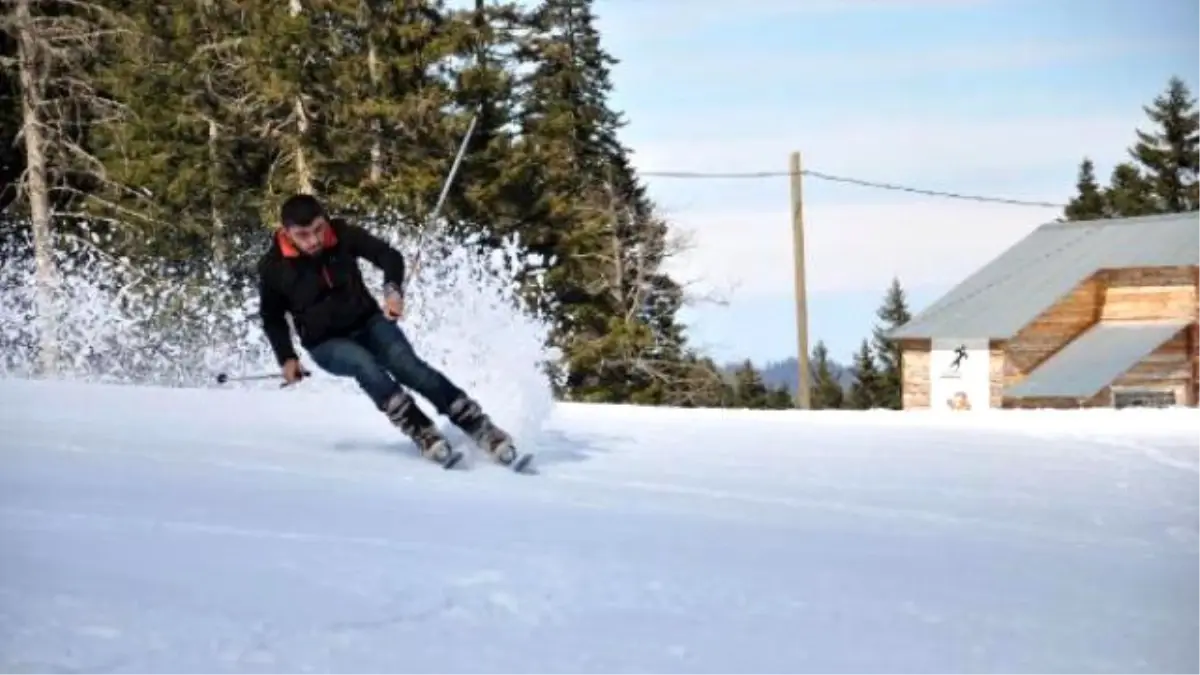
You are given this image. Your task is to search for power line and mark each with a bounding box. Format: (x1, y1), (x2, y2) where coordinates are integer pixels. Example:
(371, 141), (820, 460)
(638, 168), (1067, 209)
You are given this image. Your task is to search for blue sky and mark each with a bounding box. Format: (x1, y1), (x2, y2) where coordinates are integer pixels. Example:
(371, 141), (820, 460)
(583, 0), (1199, 365)
(440, 0), (1200, 365)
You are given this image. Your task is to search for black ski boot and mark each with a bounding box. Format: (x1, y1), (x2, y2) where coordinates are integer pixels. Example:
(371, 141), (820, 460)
(447, 396), (518, 466)
(383, 392), (461, 468)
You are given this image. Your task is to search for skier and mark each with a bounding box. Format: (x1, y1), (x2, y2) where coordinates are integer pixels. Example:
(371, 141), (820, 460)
(256, 193), (516, 468)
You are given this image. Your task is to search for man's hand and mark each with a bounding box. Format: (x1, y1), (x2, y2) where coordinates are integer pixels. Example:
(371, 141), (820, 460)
(383, 285), (404, 321)
(281, 358), (305, 385)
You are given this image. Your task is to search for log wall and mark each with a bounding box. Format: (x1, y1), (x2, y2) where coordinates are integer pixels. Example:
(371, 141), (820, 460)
(1192, 322), (1199, 406)
(1103, 328), (1194, 406)
(1002, 393), (1109, 409)
(1003, 278), (1101, 388)
(1097, 265), (1198, 406)
(1097, 266), (1198, 322)
(1190, 264), (1200, 401)
(897, 266), (1198, 409)
(900, 340), (930, 409)
(987, 342), (1005, 409)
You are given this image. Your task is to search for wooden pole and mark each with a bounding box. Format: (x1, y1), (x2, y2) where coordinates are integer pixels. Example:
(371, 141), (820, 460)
(790, 151), (811, 409)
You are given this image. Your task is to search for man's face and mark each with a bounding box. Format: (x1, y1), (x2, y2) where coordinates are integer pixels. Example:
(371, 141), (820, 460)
(284, 217), (330, 255)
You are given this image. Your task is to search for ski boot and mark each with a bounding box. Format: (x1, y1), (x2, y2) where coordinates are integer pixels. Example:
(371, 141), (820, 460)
(447, 396), (522, 468)
(383, 392), (462, 469)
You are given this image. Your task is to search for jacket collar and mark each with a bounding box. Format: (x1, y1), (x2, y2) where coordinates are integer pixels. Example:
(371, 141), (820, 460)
(277, 224), (338, 259)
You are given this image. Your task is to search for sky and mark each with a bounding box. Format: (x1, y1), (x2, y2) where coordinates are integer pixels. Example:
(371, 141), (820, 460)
(582, 0), (1199, 365)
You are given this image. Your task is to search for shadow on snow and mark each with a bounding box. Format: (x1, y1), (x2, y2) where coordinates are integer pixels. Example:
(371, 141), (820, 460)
(329, 425), (625, 471)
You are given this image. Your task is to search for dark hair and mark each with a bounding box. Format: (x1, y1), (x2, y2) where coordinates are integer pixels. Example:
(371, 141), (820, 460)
(280, 194), (325, 228)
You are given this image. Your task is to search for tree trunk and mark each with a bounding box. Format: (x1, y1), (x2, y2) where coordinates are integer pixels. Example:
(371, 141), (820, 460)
(368, 30), (381, 182)
(289, 0), (312, 193)
(16, 0), (59, 376)
(605, 181), (625, 310)
(208, 118), (227, 267)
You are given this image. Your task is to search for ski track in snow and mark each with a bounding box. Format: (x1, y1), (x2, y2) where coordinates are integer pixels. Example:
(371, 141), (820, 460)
(0, 378), (1197, 673)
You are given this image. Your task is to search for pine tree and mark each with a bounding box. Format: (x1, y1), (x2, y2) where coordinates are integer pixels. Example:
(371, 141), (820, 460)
(668, 355), (736, 408)
(1129, 76), (1200, 213)
(89, 0), (273, 267)
(810, 341), (845, 410)
(871, 277), (911, 410)
(234, 0), (331, 201)
(1063, 158), (1108, 221)
(2, 0), (141, 373)
(765, 385), (794, 409)
(89, 0), (485, 268)
(442, 0), (527, 246)
(512, 0), (615, 348)
(847, 339), (881, 410)
(327, 0), (475, 224)
(514, 0), (691, 404)
(1, 0), (802, 408)
(732, 360), (769, 408)
(1104, 163), (1157, 217)
(0, 30), (22, 217)
(565, 315), (657, 403)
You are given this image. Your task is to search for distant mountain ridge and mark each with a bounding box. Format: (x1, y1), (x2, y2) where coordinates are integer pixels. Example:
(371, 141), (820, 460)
(723, 357), (854, 394)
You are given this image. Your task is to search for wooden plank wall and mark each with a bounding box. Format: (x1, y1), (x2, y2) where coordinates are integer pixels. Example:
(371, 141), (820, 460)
(1108, 329), (1192, 404)
(1194, 267), (1199, 406)
(1003, 277), (1102, 388)
(1191, 323), (1199, 406)
(900, 340), (930, 409)
(1098, 266), (1198, 321)
(1100, 265), (1198, 406)
(901, 266), (1198, 409)
(1185, 321), (1195, 403)
(988, 342), (1005, 408)
(1005, 391), (1110, 409)
(1004, 396), (1081, 410)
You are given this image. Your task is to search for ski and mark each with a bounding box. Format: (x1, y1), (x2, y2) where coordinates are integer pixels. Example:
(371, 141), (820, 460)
(511, 452), (535, 474)
(414, 433), (532, 473)
(429, 446), (530, 473)
(491, 443), (535, 474)
(420, 435), (466, 470)
(440, 448), (466, 470)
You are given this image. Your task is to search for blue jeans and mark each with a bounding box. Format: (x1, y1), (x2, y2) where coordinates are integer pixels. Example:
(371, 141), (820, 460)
(307, 314), (466, 414)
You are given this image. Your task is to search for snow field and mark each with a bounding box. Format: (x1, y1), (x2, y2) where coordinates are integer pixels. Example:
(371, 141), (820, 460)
(1, 377), (1196, 673)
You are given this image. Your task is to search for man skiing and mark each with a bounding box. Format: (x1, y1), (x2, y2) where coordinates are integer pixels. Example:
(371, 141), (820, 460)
(256, 193), (516, 468)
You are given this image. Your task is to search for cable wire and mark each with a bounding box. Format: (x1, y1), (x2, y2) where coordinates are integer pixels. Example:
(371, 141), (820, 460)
(638, 168), (1067, 209)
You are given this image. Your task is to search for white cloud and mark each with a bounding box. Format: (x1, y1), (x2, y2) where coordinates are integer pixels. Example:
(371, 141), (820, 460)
(596, 0), (990, 38)
(627, 113), (1142, 184)
(633, 111), (1144, 297)
(618, 39), (1162, 85)
(662, 199), (1059, 297)
(624, 99), (1152, 301)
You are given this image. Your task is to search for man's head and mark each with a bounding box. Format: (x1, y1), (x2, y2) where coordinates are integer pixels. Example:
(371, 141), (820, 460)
(280, 194), (331, 255)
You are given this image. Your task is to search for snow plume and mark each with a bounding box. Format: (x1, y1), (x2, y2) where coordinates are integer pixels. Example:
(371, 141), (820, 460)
(0, 216), (561, 443)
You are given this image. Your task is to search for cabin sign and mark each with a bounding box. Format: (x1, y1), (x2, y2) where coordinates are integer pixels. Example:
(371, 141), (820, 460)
(930, 338), (990, 410)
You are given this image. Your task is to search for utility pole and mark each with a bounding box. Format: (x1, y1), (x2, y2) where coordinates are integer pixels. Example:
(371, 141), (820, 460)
(790, 151), (811, 409)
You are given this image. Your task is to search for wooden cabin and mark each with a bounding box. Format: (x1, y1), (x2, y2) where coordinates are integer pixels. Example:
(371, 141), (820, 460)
(888, 211), (1199, 410)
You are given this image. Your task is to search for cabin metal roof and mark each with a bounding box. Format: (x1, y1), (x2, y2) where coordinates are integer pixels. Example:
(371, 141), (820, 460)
(1003, 319), (1192, 398)
(889, 211), (1199, 340)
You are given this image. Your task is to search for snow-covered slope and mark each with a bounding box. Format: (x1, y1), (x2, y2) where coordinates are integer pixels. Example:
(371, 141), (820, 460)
(2, 377), (1197, 673)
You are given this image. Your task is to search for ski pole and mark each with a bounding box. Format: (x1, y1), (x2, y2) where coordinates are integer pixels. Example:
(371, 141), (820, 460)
(215, 370), (311, 387)
(215, 372), (274, 384)
(402, 110), (479, 295)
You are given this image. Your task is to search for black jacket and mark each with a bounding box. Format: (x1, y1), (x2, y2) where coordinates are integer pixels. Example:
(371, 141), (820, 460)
(257, 218), (406, 365)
